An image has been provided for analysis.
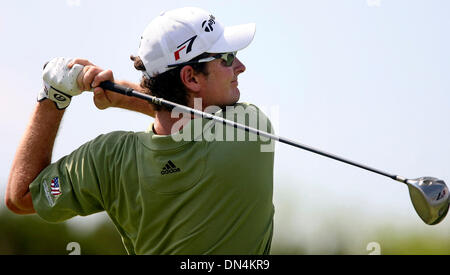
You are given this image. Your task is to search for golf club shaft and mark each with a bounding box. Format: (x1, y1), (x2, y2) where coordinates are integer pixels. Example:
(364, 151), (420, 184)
(99, 81), (408, 184)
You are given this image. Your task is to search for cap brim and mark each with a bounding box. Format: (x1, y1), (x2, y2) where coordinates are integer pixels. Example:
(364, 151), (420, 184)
(207, 23), (256, 53)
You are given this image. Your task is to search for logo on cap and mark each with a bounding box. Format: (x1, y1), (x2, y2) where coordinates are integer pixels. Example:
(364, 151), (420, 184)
(174, 35), (197, 61)
(202, 15), (216, 32)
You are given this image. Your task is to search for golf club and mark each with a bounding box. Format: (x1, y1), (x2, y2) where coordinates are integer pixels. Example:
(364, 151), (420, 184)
(99, 81), (449, 225)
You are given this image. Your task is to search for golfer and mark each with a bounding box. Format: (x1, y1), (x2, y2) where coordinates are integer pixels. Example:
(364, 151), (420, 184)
(6, 7), (275, 254)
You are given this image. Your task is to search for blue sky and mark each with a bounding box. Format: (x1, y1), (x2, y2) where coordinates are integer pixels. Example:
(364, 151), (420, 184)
(1, 0), (449, 252)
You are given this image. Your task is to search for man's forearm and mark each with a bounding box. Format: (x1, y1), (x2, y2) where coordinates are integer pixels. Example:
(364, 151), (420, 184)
(6, 100), (64, 214)
(114, 80), (155, 117)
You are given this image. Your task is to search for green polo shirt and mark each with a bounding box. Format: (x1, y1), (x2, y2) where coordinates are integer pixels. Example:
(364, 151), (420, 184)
(30, 103), (275, 255)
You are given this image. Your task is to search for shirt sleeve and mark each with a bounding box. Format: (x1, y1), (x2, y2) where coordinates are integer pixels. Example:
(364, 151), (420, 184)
(29, 131), (132, 223)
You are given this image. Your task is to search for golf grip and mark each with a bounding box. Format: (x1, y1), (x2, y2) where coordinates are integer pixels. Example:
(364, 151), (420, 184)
(99, 81), (134, 96)
(99, 80), (404, 183)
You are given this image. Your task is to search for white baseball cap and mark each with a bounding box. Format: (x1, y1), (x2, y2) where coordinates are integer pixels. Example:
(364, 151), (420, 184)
(137, 7), (256, 77)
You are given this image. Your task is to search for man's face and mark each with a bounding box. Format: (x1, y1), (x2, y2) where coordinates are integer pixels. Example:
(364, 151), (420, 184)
(197, 54), (246, 109)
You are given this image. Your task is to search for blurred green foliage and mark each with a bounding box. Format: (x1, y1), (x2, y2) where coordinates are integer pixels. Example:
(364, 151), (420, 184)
(0, 207), (448, 255)
(0, 208), (126, 255)
(370, 227), (450, 255)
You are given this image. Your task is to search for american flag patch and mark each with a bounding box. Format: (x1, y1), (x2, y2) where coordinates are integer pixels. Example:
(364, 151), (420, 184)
(50, 177), (62, 196)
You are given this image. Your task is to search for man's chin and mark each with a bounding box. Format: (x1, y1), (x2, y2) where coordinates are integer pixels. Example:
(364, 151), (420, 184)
(216, 90), (240, 109)
(223, 96), (240, 108)
(231, 89), (240, 104)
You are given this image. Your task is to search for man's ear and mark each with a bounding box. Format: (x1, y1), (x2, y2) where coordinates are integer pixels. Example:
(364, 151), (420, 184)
(180, 66), (202, 93)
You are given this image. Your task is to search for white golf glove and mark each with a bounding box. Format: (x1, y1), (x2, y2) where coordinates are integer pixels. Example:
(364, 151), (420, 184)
(37, 57), (84, 109)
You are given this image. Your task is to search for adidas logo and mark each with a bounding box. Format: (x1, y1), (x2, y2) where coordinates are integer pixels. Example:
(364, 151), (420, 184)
(161, 160), (181, 175)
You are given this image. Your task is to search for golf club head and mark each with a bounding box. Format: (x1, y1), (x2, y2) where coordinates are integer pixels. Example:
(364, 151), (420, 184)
(406, 177), (449, 225)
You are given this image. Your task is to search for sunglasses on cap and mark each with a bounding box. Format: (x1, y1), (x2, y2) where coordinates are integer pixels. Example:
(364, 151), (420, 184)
(167, 52), (237, 68)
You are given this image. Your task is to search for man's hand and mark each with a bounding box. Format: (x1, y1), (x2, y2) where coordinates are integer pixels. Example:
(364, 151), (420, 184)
(68, 59), (117, 110)
(38, 57), (84, 109)
(68, 58), (155, 117)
